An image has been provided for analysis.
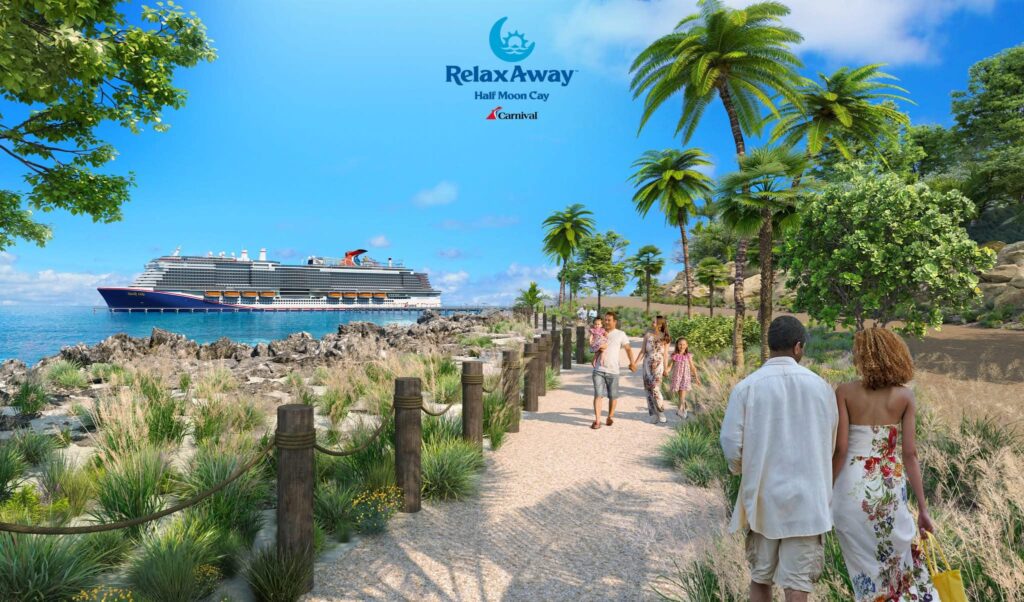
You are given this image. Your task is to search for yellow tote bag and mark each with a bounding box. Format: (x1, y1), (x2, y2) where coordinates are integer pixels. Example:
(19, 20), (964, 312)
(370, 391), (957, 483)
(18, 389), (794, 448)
(922, 531), (967, 602)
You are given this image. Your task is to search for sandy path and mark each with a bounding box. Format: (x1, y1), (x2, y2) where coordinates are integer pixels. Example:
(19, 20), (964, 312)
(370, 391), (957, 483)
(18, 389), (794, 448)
(305, 342), (720, 601)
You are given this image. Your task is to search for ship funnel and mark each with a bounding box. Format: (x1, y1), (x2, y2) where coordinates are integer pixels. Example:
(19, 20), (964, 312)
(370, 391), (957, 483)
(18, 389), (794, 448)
(388, 257), (393, 267)
(259, 248), (267, 262)
(172, 246), (181, 257)
(207, 251), (213, 257)
(219, 251), (225, 258)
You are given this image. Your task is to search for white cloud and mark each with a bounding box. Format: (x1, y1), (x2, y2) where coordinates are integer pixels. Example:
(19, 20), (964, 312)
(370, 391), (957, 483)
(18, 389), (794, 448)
(438, 215), (519, 230)
(437, 248), (464, 259)
(368, 234), (391, 248)
(412, 181), (459, 207)
(434, 263), (560, 306)
(0, 252), (132, 305)
(552, 0), (998, 76)
(422, 268), (471, 295)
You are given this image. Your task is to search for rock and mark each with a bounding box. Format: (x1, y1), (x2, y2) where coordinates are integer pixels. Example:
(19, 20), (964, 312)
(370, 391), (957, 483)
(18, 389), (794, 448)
(1010, 274), (1024, 289)
(417, 310), (440, 324)
(980, 264), (1021, 283)
(149, 328), (199, 358)
(980, 282), (1006, 307)
(996, 241), (1024, 266)
(199, 337), (247, 360)
(994, 287), (1024, 312)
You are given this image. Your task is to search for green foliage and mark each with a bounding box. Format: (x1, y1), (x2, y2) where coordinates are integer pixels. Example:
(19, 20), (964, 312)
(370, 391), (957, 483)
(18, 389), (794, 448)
(179, 443), (269, 545)
(10, 429), (55, 466)
(666, 315), (760, 357)
(11, 381), (48, 416)
(352, 486), (402, 534)
(244, 545), (313, 602)
(428, 372), (461, 406)
(78, 529), (134, 569)
(127, 518), (223, 602)
(543, 203), (597, 302)
(0, 533), (108, 601)
(89, 363), (125, 383)
(72, 585), (136, 602)
(140, 382), (187, 447)
(0, 0), (216, 250)
(421, 439), (485, 501)
(46, 359), (88, 389)
(628, 244), (667, 311)
(91, 446), (169, 538)
(545, 366), (561, 391)
(781, 166), (995, 335)
(0, 444), (27, 501)
(314, 480), (355, 542)
(483, 390), (514, 451)
(576, 231), (631, 304)
(459, 334), (494, 348)
(178, 372), (192, 392)
(514, 281), (549, 313)
(422, 414), (462, 446)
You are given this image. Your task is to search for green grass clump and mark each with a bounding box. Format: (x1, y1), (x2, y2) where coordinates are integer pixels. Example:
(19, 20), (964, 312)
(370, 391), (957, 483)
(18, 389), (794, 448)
(92, 446), (169, 538)
(422, 414), (462, 446)
(483, 390), (514, 450)
(459, 334), (494, 348)
(178, 372), (192, 392)
(0, 533), (108, 601)
(421, 438), (484, 501)
(127, 518), (223, 602)
(244, 545), (314, 602)
(428, 372), (461, 405)
(10, 430), (56, 466)
(191, 398), (230, 445)
(545, 366), (561, 390)
(314, 480), (355, 542)
(141, 383), (187, 447)
(11, 382), (48, 416)
(179, 443), (270, 545)
(89, 363), (125, 383)
(46, 359), (88, 389)
(0, 445), (26, 501)
(328, 419), (396, 491)
(78, 529), (134, 569)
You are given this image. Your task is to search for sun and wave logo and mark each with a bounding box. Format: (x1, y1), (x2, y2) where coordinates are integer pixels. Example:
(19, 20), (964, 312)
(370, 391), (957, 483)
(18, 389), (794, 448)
(489, 17), (534, 62)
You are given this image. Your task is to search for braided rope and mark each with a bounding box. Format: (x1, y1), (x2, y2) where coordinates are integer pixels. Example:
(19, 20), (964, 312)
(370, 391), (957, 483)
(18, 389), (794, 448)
(0, 439), (274, 535)
(421, 401), (457, 417)
(314, 416), (389, 457)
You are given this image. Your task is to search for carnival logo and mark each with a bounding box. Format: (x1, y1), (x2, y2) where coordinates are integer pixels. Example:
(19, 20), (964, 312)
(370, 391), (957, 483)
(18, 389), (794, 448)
(486, 107), (539, 120)
(489, 17), (534, 62)
(486, 106), (502, 120)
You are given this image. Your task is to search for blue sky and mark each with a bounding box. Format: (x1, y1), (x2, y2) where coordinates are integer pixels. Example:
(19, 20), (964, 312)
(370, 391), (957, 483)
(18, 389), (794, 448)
(1, 0), (1022, 305)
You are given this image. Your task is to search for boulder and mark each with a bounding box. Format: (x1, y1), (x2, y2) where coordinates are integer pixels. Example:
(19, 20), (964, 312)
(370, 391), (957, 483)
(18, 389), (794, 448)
(980, 264), (1021, 283)
(149, 328), (199, 358)
(1010, 274), (1024, 289)
(996, 241), (1024, 266)
(994, 287), (1024, 312)
(980, 282), (1006, 307)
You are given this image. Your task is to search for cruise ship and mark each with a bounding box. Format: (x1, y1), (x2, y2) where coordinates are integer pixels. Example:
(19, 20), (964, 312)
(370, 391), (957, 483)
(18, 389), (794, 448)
(98, 248), (441, 311)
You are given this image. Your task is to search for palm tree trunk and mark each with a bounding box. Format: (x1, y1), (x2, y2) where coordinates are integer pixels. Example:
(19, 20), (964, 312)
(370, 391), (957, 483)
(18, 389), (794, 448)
(645, 271), (651, 314)
(559, 258), (567, 307)
(718, 81), (747, 370)
(678, 213), (693, 318)
(758, 208), (773, 363)
(709, 285), (715, 317)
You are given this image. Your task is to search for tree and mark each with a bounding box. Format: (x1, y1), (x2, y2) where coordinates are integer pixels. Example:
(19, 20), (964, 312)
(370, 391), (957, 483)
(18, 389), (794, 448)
(562, 257), (587, 306)
(514, 282), (548, 320)
(779, 164), (995, 335)
(695, 257), (729, 317)
(629, 245), (665, 314)
(629, 148), (713, 317)
(630, 0), (804, 369)
(542, 204), (596, 306)
(717, 146), (811, 361)
(577, 231), (630, 315)
(0, 1), (216, 250)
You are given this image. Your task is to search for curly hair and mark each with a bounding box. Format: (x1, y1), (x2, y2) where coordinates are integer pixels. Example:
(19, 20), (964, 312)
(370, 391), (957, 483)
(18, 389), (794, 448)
(853, 328), (915, 390)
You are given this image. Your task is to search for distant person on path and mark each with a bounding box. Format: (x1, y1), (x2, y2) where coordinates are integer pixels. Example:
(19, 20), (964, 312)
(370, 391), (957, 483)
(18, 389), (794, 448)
(666, 338), (700, 419)
(589, 317), (608, 368)
(631, 315), (671, 424)
(720, 316), (837, 602)
(577, 305), (587, 323)
(590, 311), (636, 430)
(831, 328), (938, 601)
(587, 307), (597, 321)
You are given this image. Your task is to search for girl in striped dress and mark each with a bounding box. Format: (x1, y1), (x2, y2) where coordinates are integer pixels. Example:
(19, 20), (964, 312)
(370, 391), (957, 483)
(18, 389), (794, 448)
(667, 338), (699, 419)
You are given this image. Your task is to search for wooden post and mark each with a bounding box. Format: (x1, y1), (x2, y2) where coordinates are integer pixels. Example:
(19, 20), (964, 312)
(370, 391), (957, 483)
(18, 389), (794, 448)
(551, 327), (561, 373)
(502, 349), (521, 433)
(534, 311), (538, 329)
(537, 334), (548, 397)
(461, 360), (483, 448)
(393, 377), (422, 513)
(522, 343), (538, 412)
(576, 325), (585, 364)
(543, 312), (548, 330)
(562, 327), (572, 370)
(276, 404), (315, 593)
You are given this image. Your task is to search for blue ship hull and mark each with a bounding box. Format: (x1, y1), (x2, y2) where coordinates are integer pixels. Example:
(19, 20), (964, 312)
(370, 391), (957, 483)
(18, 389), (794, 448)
(98, 288), (238, 310)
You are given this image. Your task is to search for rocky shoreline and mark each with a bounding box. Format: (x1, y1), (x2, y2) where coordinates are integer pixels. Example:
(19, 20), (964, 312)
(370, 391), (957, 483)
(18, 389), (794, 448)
(0, 310), (522, 441)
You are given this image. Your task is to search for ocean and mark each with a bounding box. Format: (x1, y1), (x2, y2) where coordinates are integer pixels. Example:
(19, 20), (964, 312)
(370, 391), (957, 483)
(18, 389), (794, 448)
(0, 306), (422, 365)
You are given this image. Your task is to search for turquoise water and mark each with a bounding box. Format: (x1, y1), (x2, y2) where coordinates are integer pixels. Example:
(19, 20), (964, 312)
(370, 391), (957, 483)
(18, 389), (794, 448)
(0, 306), (420, 365)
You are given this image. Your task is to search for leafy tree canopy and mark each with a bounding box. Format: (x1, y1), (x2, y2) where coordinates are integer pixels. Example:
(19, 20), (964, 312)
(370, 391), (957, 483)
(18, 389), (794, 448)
(577, 231), (630, 300)
(780, 164), (995, 335)
(0, 0), (215, 250)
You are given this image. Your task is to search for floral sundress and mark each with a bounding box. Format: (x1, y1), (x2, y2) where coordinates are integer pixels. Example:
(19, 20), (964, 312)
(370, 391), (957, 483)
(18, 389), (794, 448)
(832, 424), (938, 602)
(642, 333), (666, 415)
(669, 352), (692, 392)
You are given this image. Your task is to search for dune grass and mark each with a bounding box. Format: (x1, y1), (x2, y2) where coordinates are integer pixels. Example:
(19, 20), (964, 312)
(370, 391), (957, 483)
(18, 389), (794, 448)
(0, 533), (108, 601)
(46, 359), (89, 389)
(11, 381), (48, 416)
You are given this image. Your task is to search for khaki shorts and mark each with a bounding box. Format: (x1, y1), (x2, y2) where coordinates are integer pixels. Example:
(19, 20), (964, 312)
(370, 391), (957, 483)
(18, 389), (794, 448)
(745, 531), (824, 593)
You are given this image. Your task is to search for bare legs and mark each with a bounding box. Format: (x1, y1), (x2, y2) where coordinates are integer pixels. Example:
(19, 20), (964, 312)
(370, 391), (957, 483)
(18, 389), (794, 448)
(749, 583), (808, 602)
(676, 390), (688, 417)
(592, 397), (617, 424)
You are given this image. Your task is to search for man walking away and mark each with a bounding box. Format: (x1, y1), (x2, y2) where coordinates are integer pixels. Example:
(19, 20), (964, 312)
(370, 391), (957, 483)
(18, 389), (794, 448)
(591, 311), (636, 430)
(720, 316), (837, 602)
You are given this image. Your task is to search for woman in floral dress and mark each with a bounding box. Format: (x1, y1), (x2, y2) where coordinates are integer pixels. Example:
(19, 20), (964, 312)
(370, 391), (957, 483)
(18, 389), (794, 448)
(832, 328), (938, 601)
(632, 315), (671, 424)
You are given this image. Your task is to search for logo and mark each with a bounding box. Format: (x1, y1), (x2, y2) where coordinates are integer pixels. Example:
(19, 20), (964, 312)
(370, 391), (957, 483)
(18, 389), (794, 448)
(486, 106), (502, 120)
(486, 107), (539, 120)
(489, 17), (535, 62)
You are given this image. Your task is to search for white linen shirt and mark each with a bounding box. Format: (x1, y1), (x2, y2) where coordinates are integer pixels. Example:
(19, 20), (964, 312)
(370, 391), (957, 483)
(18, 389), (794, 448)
(720, 356), (838, 539)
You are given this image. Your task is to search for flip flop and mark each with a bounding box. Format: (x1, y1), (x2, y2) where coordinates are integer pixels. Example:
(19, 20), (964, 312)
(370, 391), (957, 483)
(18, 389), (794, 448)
(591, 421), (601, 429)
(606, 417), (614, 426)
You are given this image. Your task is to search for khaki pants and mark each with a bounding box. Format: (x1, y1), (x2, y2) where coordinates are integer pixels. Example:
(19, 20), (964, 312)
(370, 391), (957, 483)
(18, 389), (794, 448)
(745, 531), (824, 593)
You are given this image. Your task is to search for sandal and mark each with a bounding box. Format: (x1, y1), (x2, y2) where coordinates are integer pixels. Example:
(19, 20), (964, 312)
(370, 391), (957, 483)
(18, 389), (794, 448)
(591, 421), (601, 429)
(606, 417), (614, 426)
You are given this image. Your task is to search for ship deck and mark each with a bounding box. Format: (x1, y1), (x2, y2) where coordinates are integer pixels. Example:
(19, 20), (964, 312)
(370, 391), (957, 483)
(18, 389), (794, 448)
(92, 306), (496, 315)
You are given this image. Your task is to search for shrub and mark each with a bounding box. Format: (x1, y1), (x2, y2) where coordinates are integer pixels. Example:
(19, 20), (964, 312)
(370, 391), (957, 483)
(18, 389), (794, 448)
(314, 481), (355, 542)
(46, 359), (88, 389)
(127, 518), (223, 602)
(88, 362), (124, 383)
(39, 452), (95, 516)
(329, 420), (396, 491)
(352, 486), (402, 534)
(72, 586), (136, 602)
(178, 372), (192, 392)
(143, 388), (187, 447)
(0, 444), (26, 501)
(545, 366), (561, 390)
(483, 390), (513, 450)
(666, 315), (760, 357)
(196, 368), (236, 398)
(10, 429), (56, 466)
(428, 372), (461, 405)
(0, 533), (107, 601)
(179, 442), (270, 545)
(422, 414), (461, 446)
(192, 397), (230, 445)
(11, 382), (48, 416)
(460, 334), (494, 348)
(78, 529), (134, 568)
(90, 389), (149, 464)
(421, 439), (484, 501)
(231, 400), (266, 432)
(92, 446), (169, 538)
(244, 545), (313, 602)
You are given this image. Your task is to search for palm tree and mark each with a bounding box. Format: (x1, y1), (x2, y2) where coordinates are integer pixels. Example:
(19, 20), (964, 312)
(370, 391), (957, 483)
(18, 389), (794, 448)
(514, 282), (548, 321)
(630, 245), (665, 314)
(718, 146), (810, 360)
(629, 149), (713, 317)
(542, 204), (595, 306)
(630, 0), (804, 369)
(695, 256), (729, 317)
(771, 64), (911, 165)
